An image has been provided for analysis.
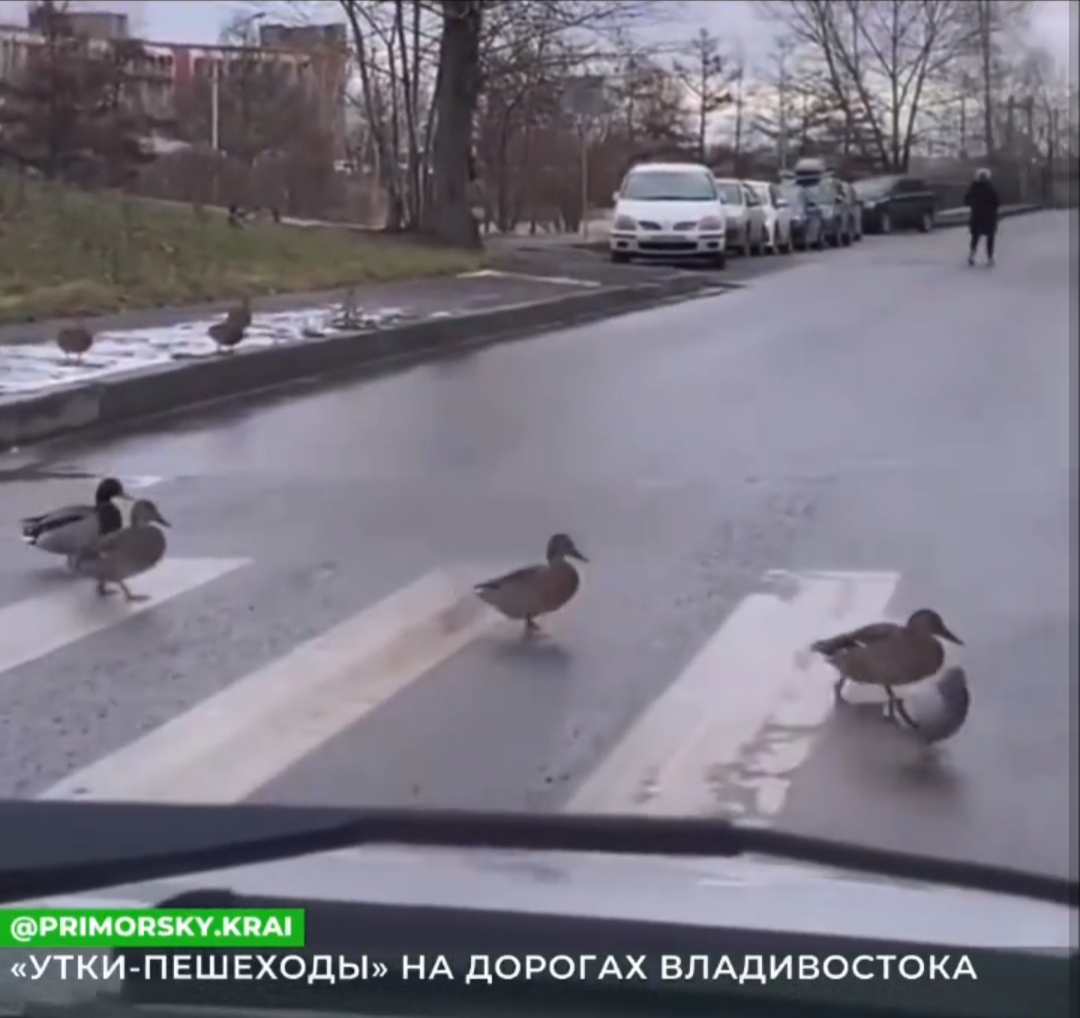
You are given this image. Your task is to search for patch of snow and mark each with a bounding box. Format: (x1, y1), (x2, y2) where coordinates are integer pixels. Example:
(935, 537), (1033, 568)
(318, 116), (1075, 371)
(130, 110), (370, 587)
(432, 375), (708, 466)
(0, 304), (414, 397)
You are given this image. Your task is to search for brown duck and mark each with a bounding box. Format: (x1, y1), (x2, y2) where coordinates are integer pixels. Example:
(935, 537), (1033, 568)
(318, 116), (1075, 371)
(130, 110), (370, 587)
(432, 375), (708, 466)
(73, 498), (171, 602)
(811, 608), (963, 720)
(474, 533), (587, 637)
(209, 296), (251, 353)
(57, 324), (93, 363)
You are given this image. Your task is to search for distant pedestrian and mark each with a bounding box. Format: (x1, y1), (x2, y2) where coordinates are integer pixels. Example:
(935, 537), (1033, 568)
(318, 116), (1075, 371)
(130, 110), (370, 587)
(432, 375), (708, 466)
(963, 168), (1000, 266)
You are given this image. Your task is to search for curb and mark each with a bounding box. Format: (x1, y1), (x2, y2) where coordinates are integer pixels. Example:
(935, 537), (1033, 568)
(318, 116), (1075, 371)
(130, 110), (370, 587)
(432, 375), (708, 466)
(933, 203), (1044, 229)
(0, 274), (722, 450)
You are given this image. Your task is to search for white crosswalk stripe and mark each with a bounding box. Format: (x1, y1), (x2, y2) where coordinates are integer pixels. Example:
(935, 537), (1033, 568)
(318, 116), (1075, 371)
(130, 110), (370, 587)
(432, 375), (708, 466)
(40, 566), (502, 803)
(565, 569), (902, 822)
(0, 561), (910, 820)
(0, 557), (250, 675)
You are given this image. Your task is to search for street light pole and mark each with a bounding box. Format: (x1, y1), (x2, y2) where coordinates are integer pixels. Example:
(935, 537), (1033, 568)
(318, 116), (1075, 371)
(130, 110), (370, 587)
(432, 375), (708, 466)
(580, 118), (589, 239)
(211, 59), (220, 150)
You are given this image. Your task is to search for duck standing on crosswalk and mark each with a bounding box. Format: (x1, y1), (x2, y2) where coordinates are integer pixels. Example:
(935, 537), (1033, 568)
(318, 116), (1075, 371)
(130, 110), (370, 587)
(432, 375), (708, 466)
(72, 498), (171, 603)
(474, 533), (588, 638)
(21, 477), (132, 569)
(810, 608), (963, 721)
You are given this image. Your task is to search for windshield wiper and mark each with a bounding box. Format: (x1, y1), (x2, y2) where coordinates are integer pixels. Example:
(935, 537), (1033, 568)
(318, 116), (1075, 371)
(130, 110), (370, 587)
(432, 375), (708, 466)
(1, 802), (1075, 907)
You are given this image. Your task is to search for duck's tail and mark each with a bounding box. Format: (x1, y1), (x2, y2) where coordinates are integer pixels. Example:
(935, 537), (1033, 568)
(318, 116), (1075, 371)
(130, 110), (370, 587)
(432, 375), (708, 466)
(20, 517), (44, 543)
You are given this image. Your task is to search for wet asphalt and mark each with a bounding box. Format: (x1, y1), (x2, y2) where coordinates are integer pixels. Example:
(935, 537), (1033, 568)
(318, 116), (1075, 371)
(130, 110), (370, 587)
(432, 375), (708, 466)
(0, 212), (1073, 881)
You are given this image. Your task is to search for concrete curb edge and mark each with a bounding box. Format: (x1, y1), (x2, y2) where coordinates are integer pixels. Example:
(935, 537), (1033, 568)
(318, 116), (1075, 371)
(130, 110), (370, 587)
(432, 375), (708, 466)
(932, 203), (1044, 229)
(0, 274), (722, 450)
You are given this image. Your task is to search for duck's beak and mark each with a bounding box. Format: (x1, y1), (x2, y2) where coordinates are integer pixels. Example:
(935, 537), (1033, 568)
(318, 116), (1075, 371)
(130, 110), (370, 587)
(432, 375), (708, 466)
(157, 515), (172, 528)
(939, 624), (963, 645)
(570, 547), (588, 563)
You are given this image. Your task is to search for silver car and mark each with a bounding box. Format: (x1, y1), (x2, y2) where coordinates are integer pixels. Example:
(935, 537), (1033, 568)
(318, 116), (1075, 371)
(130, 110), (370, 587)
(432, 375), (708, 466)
(748, 180), (794, 254)
(713, 178), (767, 256)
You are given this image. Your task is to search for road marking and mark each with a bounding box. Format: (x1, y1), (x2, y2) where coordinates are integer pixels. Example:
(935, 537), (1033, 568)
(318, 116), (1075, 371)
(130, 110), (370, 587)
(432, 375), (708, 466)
(565, 568), (901, 820)
(0, 558), (251, 676)
(457, 268), (602, 288)
(40, 567), (504, 804)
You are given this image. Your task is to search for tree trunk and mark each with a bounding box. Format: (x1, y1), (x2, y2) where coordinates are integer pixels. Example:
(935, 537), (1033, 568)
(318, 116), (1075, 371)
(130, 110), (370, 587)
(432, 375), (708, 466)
(424, 0), (482, 248)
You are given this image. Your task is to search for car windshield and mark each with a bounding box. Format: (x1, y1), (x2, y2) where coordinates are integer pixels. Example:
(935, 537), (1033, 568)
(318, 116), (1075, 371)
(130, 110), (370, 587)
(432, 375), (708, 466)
(805, 183), (834, 204)
(853, 176), (899, 200)
(779, 185), (803, 207)
(713, 181), (743, 204)
(622, 169), (716, 201)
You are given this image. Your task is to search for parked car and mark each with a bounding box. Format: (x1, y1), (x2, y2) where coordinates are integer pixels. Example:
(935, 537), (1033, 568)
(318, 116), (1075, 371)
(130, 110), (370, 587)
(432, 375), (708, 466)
(803, 178), (850, 247)
(854, 175), (937, 234)
(713, 178), (767, 256)
(609, 162), (727, 268)
(779, 183), (824, 251)
(747, 180), (793, 254)
(839, 180), (864, 241)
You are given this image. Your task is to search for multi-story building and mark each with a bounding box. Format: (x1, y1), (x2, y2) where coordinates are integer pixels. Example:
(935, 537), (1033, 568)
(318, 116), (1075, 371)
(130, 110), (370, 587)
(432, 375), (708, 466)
(0, 8), (348, 160)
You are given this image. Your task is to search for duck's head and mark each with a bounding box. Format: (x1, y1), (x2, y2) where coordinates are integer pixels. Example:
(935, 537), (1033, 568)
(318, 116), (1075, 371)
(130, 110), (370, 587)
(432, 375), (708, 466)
(547, 533), (587, 563)
(95, 477), (132, 504)
(908, 608), (962, 645)
(130, 499), (170, 528)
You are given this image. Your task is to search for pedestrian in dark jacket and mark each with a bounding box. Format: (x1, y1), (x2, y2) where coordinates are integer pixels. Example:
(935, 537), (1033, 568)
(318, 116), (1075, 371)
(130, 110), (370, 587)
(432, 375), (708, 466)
(963, 168), (1000, 266)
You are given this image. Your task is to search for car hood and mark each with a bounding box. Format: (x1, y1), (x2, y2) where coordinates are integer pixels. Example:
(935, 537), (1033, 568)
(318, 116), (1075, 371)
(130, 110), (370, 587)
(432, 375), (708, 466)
(10, 845), (1073, 952)
(614, 198), (722, 224)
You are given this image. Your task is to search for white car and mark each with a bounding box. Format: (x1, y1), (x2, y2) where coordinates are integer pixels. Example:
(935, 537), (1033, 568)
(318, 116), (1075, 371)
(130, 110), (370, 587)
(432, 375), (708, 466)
(609, 162), (727, 269)
(748, 180), (794, 254)
(712, 178), (768, 256)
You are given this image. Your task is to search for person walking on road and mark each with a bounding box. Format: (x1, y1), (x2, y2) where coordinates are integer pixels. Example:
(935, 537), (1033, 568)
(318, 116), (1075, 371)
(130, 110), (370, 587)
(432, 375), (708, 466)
(964, 168), (1000, 266)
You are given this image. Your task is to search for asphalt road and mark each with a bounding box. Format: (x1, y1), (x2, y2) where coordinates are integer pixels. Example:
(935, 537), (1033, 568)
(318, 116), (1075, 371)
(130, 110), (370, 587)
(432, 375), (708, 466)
(0, 211), (1073, 883)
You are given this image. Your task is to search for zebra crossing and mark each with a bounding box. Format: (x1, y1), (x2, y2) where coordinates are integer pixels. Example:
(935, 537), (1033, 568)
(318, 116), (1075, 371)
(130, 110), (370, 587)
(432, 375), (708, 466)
(0, 552), (909, 823)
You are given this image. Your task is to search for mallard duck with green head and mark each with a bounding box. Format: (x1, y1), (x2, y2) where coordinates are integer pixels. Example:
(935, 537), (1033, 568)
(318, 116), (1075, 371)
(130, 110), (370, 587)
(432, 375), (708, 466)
(475, 533), (588, 638)
(21, 477), (132, 568)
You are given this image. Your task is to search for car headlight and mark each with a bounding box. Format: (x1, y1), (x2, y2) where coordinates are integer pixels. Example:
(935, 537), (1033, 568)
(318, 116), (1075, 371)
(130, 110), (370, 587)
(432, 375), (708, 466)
(613, 215), (636, 231)
(698, 216), (722, 231)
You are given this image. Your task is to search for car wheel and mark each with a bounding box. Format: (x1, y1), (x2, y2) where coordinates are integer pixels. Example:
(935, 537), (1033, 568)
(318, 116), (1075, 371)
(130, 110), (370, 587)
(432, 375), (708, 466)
(610, 250), (630, 264)
(919, 210), (934, 233)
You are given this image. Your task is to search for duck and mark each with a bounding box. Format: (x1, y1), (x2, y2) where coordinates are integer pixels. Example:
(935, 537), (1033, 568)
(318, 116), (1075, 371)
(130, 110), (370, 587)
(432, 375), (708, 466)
(57, 324), (93, 363)
(894, 666), (971, 746)
(72, 498), (171, 602)
(209, 296), (251, 353)
(20, 477), (131, 566)
(474, 533), (588, 638)
(810, 608), (963, 720)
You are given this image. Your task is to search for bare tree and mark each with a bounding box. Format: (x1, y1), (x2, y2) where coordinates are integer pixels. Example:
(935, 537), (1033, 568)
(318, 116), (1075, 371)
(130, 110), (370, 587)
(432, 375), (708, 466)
(757, 0), (973, 172)
(750, 35), (802, 169)
(672, 28), (735, 162)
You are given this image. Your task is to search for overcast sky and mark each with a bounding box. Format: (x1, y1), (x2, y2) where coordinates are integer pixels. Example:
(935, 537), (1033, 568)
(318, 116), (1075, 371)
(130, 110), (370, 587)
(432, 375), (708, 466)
(1, 0), (1074, 74)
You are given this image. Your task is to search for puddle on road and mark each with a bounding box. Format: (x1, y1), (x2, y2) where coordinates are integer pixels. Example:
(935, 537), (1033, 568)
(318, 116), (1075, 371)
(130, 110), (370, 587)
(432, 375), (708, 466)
(0, 303), (418, 398)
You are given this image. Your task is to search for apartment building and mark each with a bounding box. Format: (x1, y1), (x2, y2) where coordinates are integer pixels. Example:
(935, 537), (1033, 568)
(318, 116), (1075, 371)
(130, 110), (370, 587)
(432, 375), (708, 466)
(0, 8), (348, 159)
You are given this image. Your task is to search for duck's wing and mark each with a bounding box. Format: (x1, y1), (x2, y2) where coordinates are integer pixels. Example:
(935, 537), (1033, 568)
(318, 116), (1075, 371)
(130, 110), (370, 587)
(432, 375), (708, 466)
(475, 563), (544, 595)
(474, 563), (550, 619)
(811, 621), (903, 657)
(21, 503), (94, 540)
